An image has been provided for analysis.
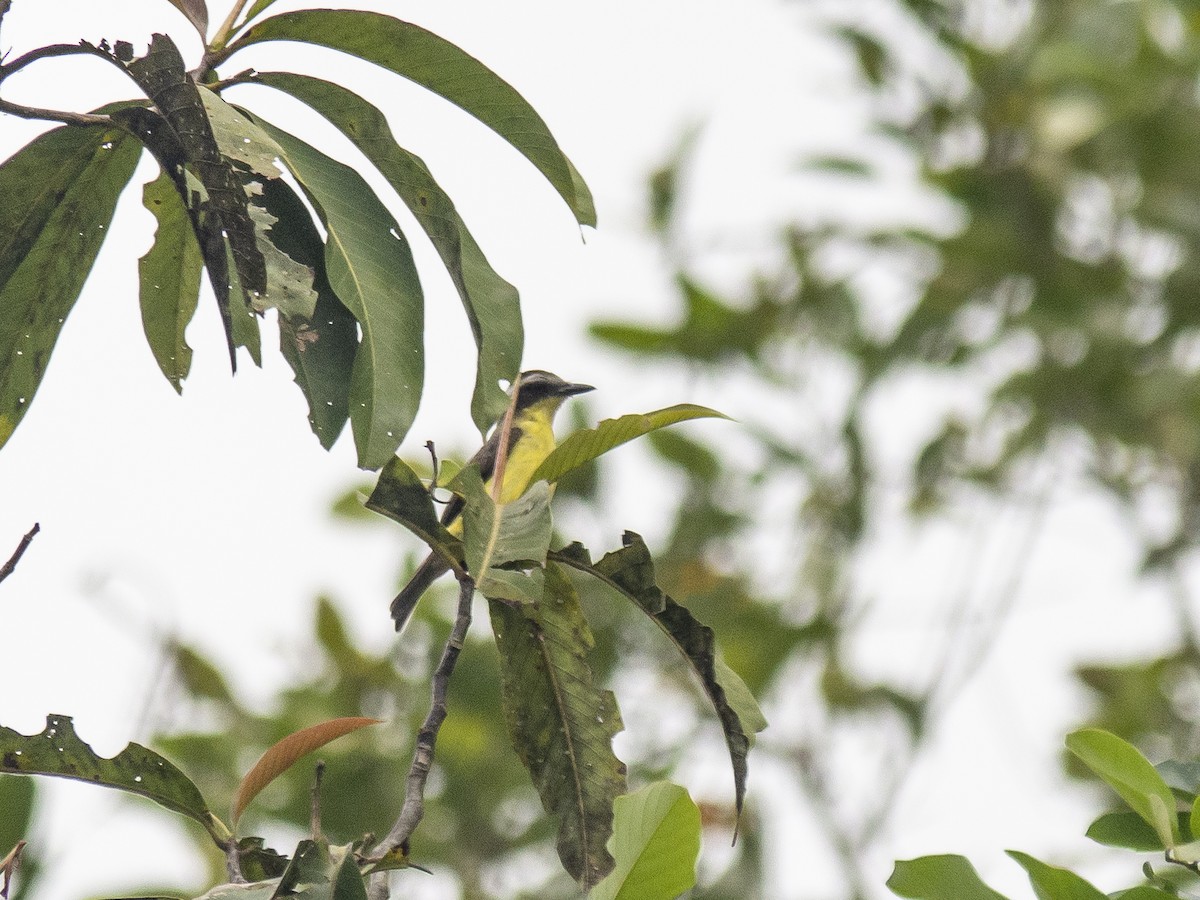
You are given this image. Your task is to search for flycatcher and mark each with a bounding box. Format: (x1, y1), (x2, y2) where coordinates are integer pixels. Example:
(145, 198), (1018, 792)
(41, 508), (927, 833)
(390, 370), (594, 631)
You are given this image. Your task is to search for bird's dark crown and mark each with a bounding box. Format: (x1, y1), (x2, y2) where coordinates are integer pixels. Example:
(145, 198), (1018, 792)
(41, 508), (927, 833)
(513, 370), (594, 409)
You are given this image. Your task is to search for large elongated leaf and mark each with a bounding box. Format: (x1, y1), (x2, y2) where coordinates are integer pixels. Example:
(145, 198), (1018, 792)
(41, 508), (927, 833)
(226, 9), (595, 227)
(887, 856), (1009, 900)
(196, 88), (318, 321)
(0, 126), (141, 449)
(458, 466), (552, 602)
(254, 176), (356, 448)
(490, 563), (627, 888)
(244, 113), (424, 469)
(247, 71), (521, 432)
(115, 34), (266, 366)
(531, 405), (730, 486)
(139, 170), (203, 392)
(553, 533), (765, 817)
(1066, 729), (1180, 847)
(232, 717), (380, 823)
(0, 715), (226, 842)
(591, 782), (701, 900)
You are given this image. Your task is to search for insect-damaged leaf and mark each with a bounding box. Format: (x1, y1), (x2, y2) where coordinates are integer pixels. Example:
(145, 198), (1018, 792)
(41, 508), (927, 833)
(0, 715), (225, 841)
(243, 111), (424, 469)
(232, 717), (381, 823)
(247, 71), (521, 434)
(227, 9), (595, 227)
(113, 34), (266, 368)
(552, 533), (766, 820)
(490, 564), (627, 888)
(366, 457), (463, 571)
(139, 170), (203, 393)
(254, 176), (355, 449)
(0, 124), (141, 449)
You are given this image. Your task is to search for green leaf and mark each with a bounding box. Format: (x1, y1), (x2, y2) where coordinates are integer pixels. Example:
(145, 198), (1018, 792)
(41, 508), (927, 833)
(254, 175), (355, 448)
(591, 782), (700, 900)
(459, 466), (552, 602)
(238, 0), (280, 30)
(1066, 729), (1180, 847)
(227, 9), (595, 226)
(246, 71), (522, 433)
(1085, 810), (1187, 851)
(553, 533), (766, 817)
(244, 112), (424, 469)
(531, 405), (730, 486)
(0, 777), (34, 864)
(0, 715), (226, 842)
(164, 0), (208, 37)
(490, 563), (627, 888)
(0, 125), (141, 449)
(114, 35), (266, 366)
(331, 846), (369, 900)
(139, 170), (203, 392)
(1006, 852), (1106, 900)
(887, 856), (1009, 900)
(365, 457), (463, 571)
(196, 88), (318, 321)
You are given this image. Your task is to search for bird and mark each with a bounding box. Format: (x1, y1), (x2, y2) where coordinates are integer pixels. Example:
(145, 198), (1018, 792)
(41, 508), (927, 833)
(390, 370), (594, 631)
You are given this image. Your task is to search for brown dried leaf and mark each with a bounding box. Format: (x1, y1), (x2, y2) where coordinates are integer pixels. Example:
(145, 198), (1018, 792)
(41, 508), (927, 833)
(232, 717), (381, 823)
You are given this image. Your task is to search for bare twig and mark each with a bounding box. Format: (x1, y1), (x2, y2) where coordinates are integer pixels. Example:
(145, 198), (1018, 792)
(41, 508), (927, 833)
(310, 761), (326, 842)
(0, 523), (38, 585)
(0, 42), (129, 128)
(223, 838), (244, 884)
(490, 377), (523, 502)
(0, 96), (109, 127)
(372, 573), (475, 858)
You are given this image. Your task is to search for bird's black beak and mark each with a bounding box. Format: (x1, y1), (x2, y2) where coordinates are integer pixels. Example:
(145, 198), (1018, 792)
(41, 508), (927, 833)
(560, 382), (594, 397)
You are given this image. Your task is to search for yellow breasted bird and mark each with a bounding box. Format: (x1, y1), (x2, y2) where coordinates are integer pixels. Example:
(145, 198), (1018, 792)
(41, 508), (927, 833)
(390, 370), (594, 631)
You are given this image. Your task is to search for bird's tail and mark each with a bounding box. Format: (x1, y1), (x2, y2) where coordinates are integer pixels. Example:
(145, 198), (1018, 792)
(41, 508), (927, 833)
(390, 552), (452, 632)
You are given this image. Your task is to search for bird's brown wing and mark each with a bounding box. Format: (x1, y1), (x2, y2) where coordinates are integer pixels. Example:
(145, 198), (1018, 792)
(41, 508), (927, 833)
(437, 423), (523, 525)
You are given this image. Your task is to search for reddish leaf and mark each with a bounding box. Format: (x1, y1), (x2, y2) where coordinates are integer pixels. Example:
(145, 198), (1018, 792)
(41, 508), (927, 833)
(232, 717), (381, 823)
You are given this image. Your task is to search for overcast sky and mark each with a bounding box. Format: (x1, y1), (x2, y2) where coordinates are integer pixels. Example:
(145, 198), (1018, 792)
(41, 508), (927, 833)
(0, 2), (1185, 898)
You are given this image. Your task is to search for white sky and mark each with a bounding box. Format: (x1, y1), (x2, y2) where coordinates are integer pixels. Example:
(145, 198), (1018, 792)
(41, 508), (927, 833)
(0, 2), (1185, 898)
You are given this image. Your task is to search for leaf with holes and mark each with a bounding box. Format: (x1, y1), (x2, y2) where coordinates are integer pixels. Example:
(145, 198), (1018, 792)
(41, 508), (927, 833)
(490, 563), (627, 888)
(139, 170), (203, 393)
(243, 112), (424, 468)
(0, 715), (227, 843)
(247, 71), (521, 433)
(0, 124), (141, 450)
(552, 533), (766, 819)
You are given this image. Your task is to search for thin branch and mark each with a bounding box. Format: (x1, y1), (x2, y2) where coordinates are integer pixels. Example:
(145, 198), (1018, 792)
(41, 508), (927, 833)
(0, 42), (128, 128)
(309, 761), (326, 842)
(372, 573), (475, 858)
(0, 96), (110, 127)
(0, 523), (39, 585)
(491, 377), (523, 502)
(223, 838), (244, 883)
